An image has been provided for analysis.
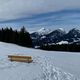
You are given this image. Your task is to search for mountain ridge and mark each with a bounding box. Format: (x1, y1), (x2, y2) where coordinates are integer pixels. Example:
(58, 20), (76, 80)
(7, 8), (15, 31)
(31, 28), (80, 47)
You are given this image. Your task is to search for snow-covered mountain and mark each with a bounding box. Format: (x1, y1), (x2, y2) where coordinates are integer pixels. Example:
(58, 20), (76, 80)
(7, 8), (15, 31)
(46, 28), (66, 41)
(67, 28), (80, 38)
(39, 28), (66, 45)
(31, 27), (51, 39)
(31, 28), (80, 47)
(31, 28), (52, 46)
(37, 27), (51, 35)
(63, 28), (80, 42)
(0, 42), (79, 80)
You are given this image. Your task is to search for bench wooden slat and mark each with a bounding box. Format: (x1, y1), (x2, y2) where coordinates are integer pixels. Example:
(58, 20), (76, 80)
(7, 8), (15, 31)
(8, 55), (33, 63)
(9, 58), (33, 63)
(8, 55), (32, 59)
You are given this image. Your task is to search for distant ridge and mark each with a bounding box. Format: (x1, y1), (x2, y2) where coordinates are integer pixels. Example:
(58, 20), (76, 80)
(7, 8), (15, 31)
(31, 28), (80, 47)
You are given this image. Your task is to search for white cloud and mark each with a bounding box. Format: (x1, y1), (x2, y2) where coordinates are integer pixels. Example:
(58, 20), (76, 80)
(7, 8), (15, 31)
(0, 0), (80, 21)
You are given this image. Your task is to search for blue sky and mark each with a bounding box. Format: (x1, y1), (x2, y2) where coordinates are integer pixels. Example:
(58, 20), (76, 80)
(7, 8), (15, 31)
(0, 0), (80, 32)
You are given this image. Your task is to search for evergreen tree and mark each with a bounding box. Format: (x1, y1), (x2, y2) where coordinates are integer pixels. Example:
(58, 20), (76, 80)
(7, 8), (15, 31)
(0, 27), (32, 47)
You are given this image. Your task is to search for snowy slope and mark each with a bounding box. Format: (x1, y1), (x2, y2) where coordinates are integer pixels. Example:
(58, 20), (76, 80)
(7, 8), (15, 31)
(0, 42), (79, 80)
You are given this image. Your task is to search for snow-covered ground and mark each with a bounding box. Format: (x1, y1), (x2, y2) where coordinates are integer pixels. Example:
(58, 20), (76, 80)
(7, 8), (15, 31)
(0, 42), (79, 80)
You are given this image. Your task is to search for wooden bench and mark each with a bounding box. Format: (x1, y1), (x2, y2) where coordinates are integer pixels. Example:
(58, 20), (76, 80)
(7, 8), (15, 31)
(8, 55), (33, 63)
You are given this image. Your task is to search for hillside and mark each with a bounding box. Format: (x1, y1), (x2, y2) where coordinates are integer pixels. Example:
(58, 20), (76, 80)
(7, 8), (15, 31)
(0, 42), (79, 80)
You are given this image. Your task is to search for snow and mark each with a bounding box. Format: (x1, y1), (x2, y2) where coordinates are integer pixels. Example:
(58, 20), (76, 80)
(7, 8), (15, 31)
(0, 42), (79, 80)
(37, 27), (51, 35)
(41, 36), (46, 39)
(55, 28), (65, 33)
(58, 28), (65, 32)
(57, 41), (68, 45)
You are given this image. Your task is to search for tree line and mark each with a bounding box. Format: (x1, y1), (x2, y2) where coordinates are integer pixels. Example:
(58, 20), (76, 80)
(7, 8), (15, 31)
(0, 27), (32, 47)
(40, 44), (80, 52)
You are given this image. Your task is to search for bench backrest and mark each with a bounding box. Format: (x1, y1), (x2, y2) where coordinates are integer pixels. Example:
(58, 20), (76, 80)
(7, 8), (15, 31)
(8, 55), (32, 63)
(8, 55), (32, 59)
